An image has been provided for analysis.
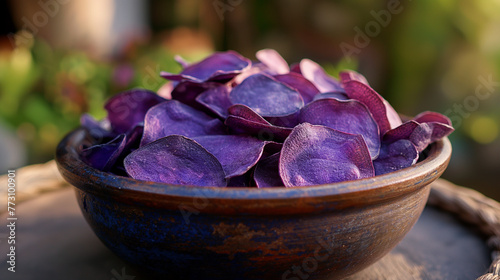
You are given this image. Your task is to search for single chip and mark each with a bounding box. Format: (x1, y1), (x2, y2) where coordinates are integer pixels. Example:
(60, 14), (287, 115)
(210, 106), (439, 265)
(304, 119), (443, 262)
(373, 140), (419, 176)
(161, 51), (250, 83)
(124, 135), (227, 187)
(104, 89), (166, 134)
(279, 123), (374, 187)
(193, 135), (266, 179)
(229, 73), (304, 117)
(254, 153), (284, 188)
(300, 98), (380, 159)
(141, 100), (226, 146)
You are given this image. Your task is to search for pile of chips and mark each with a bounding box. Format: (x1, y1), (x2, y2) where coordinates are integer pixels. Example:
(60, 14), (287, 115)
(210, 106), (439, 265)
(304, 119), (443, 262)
(80, 49), (454, 188)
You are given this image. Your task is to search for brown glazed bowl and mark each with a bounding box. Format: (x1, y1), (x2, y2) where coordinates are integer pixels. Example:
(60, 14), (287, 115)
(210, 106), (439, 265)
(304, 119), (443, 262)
(56, 127), (452, 280)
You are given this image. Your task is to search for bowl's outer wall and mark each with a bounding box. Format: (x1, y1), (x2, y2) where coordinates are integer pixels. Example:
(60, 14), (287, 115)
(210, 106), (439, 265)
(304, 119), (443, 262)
(74, 185), (429, 280)
(56, 128), (451, 280)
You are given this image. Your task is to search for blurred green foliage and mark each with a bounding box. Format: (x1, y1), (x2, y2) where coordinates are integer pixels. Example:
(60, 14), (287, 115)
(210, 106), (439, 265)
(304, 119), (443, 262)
(0, 36), (211, 163)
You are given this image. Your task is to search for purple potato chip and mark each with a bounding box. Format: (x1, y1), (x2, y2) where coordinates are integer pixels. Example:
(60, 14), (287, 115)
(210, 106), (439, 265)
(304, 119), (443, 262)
(256, 48), (289, 75)
(80, 113), (115, 141)
(341, 80), (397, 135)
(232, 62), (268, 85)
(339, 72), (403, 130)
(312, 91), (349, 101)
(384, 99), (403, 129)
(141, 100), (226, 146)
(383, 111), (454, 152)
(413, 111), (454, 142)
(174, 55), (190, 68)
(382, 121), (420, 144)
(299, 59), (344, 93)
(299, 99), (380, 159)
(122, 125), (144, 154)
(170, 80), (222, 108)
(263, 141), (283, 155)
(161, 51), (250, 83)
(124, 135), (227, 187)
(157, 82), (174, 99)
(279, 123), (374, 187)
(229, 73), (304, 117)
(195, 84), (232, 118)
(338, 70), (369, 85)
(373, 139), (419, 176)
(227, 172), (255, 187)
(225, 104), (293, 142)
(104, 89), (166, 134)
(290, 63), (301, 74)
(414, 111), (452, 125)
(193, 135), (266, 179)
(81, 134), (126, 172)
(274, 72), (320, 104)
(254, 153), (284, 188)
(264, 112), (300, 128)
(382, 121), (432, 152)
(110, 125), (144, 176)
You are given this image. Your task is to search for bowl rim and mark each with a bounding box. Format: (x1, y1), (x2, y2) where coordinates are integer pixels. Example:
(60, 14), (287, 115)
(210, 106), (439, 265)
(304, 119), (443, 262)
(56, 127), (451, 211)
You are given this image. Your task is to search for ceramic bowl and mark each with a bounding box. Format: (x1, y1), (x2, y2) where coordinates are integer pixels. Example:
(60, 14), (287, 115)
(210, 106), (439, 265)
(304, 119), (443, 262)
(56, 127), (451, 280)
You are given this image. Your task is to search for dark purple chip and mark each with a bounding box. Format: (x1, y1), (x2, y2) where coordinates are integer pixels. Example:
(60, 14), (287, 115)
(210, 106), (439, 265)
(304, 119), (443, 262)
(192, 135), (266, 179)
(124, 135), (227, 187)
(299, 99), (380, 159)
(161, 51), (251, 83)
(382, 121), (432, 152)
(264, 112), (300, 128)
(170, 80), (221, 108)
(104, 89), (166, 134)
(274, 72), (320, 104)
(229, 73), (304, 117)
(341, 80), (397, 135)
(299, 59), (344, 93)
(195, 84), (232, 118)
(140, 100), (226, 146)
(81, 134), (126, 172)
(227, 172), (255, 187)
(254, 153), (284, 188)
(225, 104), (293, 142)
(80, 113), (115, 141)
(373, 140), (419, 176)
(413, 111), (454, 142)
(280, 123), (374, 187)
(383, 111), (454, 152)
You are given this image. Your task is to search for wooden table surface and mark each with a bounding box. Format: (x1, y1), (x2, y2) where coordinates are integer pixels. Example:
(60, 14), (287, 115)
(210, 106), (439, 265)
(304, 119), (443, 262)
(0, 184), (491, 280)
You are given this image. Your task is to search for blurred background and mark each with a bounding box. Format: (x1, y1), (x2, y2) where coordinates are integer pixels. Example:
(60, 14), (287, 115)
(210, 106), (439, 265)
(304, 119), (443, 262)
(0, 0), (499, 198)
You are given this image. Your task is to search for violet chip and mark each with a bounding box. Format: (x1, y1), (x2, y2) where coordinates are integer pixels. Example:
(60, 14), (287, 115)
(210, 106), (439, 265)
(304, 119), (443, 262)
(299, 98), (381, 159)
(229, 73), (304, 118)
(279, 123), (374, 187)
(140, 100), (226, 146)
(124, 135), (227, 187)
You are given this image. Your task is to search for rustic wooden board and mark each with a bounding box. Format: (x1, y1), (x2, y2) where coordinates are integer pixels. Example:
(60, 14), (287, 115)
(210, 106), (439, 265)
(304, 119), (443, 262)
(0, 187), (491, 280)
